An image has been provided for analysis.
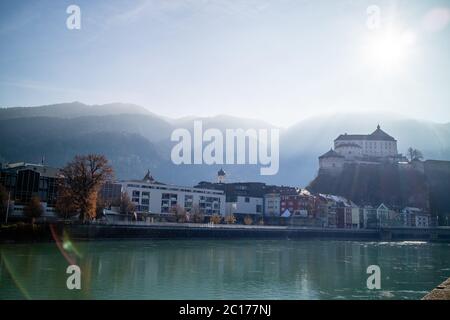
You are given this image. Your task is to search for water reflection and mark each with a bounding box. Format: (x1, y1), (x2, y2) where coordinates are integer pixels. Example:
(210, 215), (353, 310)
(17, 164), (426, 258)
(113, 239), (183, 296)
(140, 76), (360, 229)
(1, 240), (449, 300)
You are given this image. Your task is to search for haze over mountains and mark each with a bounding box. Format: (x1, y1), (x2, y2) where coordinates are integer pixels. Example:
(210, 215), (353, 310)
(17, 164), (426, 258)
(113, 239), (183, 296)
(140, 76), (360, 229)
(1, 102), (449, 186)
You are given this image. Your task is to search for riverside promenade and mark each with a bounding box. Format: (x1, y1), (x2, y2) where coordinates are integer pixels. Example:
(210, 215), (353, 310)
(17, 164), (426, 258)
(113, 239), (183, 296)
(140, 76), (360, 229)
(0, 222), (450, 242)
(2, 221), (450, 242)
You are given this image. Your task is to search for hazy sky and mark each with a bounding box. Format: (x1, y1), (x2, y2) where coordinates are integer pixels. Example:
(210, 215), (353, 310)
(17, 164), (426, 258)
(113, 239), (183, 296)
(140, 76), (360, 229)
(0, 0), (449, 127)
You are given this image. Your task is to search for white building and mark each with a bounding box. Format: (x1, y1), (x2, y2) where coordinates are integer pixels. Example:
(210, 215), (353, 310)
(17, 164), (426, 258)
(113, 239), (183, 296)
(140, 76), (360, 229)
(376, 203), (390, 227)
(319, 125), (403, 172)
(121, 177), (225, 216)
(226, 196), (263, 216)
(402, 207), (430, 227)
(335, 125), (398, 159)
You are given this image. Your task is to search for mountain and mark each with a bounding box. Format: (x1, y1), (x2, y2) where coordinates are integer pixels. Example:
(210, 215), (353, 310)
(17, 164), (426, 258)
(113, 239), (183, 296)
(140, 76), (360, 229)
(0, 102), (153, 120)
(0, 102), (449, 187)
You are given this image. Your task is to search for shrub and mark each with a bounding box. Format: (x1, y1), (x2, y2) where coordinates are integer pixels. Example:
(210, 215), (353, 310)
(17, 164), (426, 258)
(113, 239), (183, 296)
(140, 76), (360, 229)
(224, 214), (236, 224)
(244, 215), (253, 225)
(210, 214), (222, 224)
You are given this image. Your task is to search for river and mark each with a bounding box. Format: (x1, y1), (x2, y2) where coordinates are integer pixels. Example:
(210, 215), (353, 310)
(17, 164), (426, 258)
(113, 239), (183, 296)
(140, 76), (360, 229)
(1, 239), (449, 300)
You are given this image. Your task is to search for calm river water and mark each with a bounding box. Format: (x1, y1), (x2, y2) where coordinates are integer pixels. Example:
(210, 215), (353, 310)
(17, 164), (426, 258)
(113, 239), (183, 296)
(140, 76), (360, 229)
(1, 239), (449, 300)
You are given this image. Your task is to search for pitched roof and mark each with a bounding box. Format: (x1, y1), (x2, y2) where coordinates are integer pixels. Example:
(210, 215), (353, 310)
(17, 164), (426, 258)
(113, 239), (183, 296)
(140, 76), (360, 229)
(319, 149), (344, 159)
(335, 125), (396, 142)
(369, 125), (396, 141)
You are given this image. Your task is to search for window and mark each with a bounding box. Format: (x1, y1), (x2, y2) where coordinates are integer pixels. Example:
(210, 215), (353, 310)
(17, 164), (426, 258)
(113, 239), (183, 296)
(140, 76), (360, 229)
(161, 193), (178, 213)
(245, 197), (250, 203)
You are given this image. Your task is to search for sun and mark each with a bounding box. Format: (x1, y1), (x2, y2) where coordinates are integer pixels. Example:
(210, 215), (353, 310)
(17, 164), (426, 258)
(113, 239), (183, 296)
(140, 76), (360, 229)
(364, 29), (416, 70)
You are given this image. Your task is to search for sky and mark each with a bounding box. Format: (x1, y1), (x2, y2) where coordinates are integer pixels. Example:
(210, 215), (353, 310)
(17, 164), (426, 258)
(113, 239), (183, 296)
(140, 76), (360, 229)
(0, 0), (450, 127)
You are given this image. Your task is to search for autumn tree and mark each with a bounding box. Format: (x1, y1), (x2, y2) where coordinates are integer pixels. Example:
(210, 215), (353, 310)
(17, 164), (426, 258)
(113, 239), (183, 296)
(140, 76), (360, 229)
(244, 215), (253, 225)
(224, 214), (236, 224)
(24, 196), (44, 224)
(58, 154), (114, 222)
(210, 214), (222, 224)
(55, 184), (79, 220)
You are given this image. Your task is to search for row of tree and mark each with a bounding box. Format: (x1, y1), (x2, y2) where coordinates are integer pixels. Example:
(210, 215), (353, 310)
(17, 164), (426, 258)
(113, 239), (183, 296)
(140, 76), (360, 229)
(0, 154), (120, 223)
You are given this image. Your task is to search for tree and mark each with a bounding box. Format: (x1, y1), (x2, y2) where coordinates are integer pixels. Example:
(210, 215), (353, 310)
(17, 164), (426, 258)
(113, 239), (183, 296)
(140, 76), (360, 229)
(191, 204), (204, 223)
(24, 196), (44, 223)
(407, 147), (423, 162)
(96, 193), (109, 219)
(118, 192), (135, 215)
(244, 215), (253, 225)
(224, 214), (236, 224)
(210, 214), (222, 224)
(58, 154), (114, 222)
(55, 183), (79, 220)
(172, 205), (187, 223)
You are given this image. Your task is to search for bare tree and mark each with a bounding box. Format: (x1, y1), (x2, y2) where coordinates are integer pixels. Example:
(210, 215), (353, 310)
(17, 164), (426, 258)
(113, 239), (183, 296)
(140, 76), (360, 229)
(118, 192), (135, 215)
(58, 154), (114, 222)
(191, 204), (204, 223)
(407, 147), (423, 162)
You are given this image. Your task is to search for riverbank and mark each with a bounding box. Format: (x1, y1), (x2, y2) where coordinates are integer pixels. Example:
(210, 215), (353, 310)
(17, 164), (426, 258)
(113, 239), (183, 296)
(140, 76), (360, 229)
(423, 278), (450, 300)
(1, 222), (450, 243)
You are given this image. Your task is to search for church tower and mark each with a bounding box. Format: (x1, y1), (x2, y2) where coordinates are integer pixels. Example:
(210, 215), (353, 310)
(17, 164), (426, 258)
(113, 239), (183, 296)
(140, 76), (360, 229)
(217, 168), (226, 183)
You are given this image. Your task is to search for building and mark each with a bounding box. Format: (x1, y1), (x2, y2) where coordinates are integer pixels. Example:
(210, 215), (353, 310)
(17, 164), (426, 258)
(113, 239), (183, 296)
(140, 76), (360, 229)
(264, 193), (280, 217)
(217, 168), (226, 184)
(99, 181), (122, 205)
(122, 173), (225, 217)
(195, 180), (302, 219)
(318, 149), (345, 174)
(279, 189), (315, 218)
(376, 203), (390, 227)
(360, 205), (377, 228)
(0, 162), (60, 220)
(318, 125), (406, 173)
(402, 207), (430, 227)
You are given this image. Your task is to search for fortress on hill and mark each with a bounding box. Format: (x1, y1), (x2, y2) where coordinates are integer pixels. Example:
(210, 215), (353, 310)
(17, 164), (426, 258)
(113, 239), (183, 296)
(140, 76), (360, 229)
(318, 125), (407, 174)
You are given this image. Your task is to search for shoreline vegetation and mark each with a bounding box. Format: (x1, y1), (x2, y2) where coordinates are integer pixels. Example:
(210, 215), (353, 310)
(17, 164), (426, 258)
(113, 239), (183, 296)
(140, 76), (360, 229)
(1, 221), (450, 244)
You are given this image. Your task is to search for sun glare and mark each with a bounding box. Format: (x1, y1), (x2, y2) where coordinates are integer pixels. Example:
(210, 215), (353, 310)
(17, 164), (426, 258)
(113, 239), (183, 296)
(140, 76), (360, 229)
(364, 29), (416, 70)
